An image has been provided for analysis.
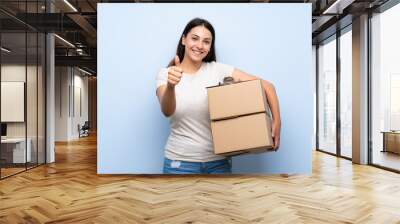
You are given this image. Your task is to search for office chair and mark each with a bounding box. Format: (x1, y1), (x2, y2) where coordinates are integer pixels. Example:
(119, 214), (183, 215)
(79, 121), (90, 138)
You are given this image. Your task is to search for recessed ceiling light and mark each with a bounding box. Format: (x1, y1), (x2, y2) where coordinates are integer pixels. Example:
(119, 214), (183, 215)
(78, 67), (93, 76)
(1, 47), (11, 53)
(54, 34), (75, 48)
(63, 0), (78, 12)
(323, 0), (355, 15)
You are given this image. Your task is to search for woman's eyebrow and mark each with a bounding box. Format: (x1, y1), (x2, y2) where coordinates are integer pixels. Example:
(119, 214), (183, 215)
(191, 34), (211, 40)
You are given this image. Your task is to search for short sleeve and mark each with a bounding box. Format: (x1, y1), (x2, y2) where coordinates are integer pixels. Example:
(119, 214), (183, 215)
(156, 68), (168, 89)
(214, 62), (235, 81)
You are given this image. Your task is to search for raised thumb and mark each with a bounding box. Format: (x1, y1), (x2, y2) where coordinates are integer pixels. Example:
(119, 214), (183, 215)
(175, 55), (181, 66)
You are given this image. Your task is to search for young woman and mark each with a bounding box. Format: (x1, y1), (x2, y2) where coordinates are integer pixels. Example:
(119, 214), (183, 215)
(156, 18), (281, 174)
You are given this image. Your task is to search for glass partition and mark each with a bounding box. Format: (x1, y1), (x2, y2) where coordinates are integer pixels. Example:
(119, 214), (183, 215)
(317, 36), (337, 155)
(371, 3), (400, 171)
(0, 1), (46, 179)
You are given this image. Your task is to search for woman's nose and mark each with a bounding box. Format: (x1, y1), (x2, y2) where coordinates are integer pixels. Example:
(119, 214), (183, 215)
(196, 42), (203, 49)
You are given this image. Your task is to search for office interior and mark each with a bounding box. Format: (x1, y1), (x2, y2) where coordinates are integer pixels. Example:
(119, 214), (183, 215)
(0, 0), (97, 179)
(0, 0), (400, 222)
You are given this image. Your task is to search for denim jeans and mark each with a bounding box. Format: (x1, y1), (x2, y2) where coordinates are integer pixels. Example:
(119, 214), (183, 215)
(163, 157), (232, 174)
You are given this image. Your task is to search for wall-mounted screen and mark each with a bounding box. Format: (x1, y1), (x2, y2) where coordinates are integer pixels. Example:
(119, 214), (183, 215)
(1, 82), (25, 122)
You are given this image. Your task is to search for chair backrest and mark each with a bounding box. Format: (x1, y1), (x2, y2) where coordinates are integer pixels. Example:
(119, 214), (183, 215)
(82, 121), (90, 129)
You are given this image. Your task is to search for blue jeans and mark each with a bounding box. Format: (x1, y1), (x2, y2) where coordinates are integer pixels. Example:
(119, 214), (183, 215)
(163, 158), (232, 174)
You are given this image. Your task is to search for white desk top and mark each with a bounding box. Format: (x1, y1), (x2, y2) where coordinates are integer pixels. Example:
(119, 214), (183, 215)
(1, 138), (28, 144)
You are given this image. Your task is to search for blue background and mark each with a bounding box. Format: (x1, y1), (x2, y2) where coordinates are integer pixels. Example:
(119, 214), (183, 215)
(97, 3), (313, 174)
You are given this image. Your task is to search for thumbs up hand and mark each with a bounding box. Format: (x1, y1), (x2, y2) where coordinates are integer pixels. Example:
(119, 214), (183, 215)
(174, 55), (181, 67)
(167, 55), (183, 88)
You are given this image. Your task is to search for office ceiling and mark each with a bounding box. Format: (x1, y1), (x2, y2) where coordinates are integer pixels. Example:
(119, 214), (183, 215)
(0, 0), (392, 75)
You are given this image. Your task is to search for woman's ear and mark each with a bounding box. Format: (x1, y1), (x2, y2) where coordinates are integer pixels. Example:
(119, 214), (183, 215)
(181, 35), (186, 46)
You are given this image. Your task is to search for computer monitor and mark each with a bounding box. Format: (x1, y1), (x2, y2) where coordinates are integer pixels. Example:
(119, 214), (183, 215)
(1, 123), (7, 137)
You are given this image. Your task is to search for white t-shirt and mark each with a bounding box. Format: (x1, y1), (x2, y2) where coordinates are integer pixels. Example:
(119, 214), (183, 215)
(156, 61), (235, 162)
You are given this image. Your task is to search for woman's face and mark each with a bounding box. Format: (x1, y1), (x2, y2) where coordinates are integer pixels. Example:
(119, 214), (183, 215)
(182, 25), (212, 63)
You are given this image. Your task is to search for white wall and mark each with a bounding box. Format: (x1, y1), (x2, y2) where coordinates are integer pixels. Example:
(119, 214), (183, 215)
(1, 63), (46, 164)
(55, 67), (89, 141)
(1, 65), (39, 138)
(55, 66), (69, 141)
(1, 65), (26, 132)
(73, 72), (89, 137)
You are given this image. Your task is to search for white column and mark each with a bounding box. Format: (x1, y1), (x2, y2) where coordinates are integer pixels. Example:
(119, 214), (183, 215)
(352, 14), (369, 164)
(45, 1), (55, 163)
(46, 33), (55, 163)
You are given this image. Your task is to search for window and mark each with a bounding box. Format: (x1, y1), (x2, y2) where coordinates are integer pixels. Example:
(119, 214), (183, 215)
(339, 28), (352, 158)
(371, 2), (400, 171)
(318, 36), (337, 154)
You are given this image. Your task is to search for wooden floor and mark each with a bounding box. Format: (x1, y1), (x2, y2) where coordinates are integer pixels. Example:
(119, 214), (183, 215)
(0, 167), (26, 178)
(1, 135), (400, 223)
(1, 163), (45, 178)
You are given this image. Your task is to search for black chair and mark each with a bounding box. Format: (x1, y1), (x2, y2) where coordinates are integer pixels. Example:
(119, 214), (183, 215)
(79, 121), (90, 138)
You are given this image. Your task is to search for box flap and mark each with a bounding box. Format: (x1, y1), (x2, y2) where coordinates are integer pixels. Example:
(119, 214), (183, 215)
(207, 79), (270, 121)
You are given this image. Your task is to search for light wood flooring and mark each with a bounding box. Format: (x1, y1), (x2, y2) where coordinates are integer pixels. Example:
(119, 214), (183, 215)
(0, 167), (26, 178)
(0, 135), (400, 223)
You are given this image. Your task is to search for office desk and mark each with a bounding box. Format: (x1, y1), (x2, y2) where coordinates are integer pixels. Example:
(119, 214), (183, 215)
(1, 138), (32, 163)
(382, 131), (400, 154)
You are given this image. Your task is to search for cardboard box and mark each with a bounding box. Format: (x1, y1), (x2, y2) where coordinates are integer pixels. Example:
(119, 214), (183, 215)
(207, 79), (268, 120)
(207, 80), (274, 156)
(211, 113), (273, 156)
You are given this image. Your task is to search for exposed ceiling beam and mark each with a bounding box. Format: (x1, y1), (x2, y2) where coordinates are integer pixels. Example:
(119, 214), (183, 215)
(323, 0), (356, 14)
(55, 55), (96, 70)
(67, 13), (97, 40)
(86, 0), (97, 11)
(312, 15), (335, 33)
(312, 14), (352, 44)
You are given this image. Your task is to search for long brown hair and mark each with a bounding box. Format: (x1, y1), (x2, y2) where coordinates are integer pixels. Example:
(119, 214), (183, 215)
(168, 18), (216, 67)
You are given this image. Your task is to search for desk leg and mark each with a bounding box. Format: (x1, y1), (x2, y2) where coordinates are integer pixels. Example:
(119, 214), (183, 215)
(382, 133), (386, 153)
